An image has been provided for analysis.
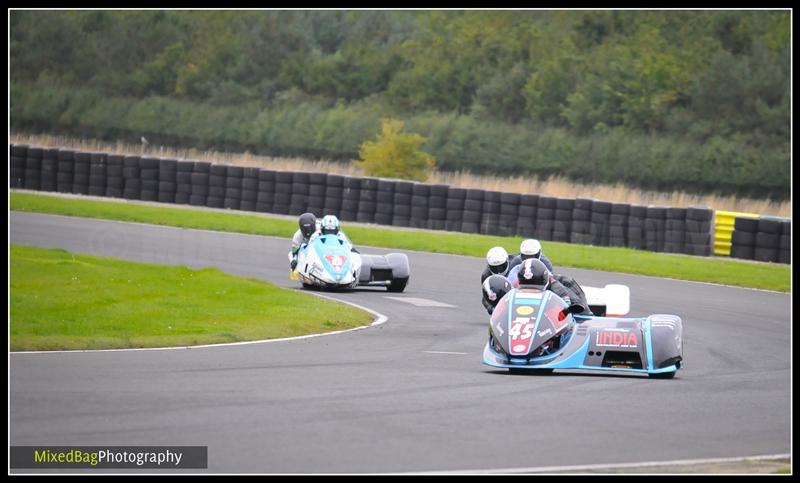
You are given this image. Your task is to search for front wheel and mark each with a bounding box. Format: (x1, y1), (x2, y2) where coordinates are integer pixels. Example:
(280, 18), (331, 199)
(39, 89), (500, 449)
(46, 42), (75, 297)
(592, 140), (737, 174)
(508, 368), (553, 375)
(387, 277), (409, 293)
(649, 371), (676, 379)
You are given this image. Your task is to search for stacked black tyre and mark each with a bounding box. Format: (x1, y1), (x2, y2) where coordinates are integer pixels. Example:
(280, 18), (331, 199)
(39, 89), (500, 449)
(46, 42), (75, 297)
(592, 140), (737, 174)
(105, 154), (124, 199)
(72, 151), (91, 195)
(553, 198), (574, 243)
(224, 166), (244, 210)
(190, 161), (211, 207)
(323, 174), (344, 217)
(256, 168), (276, 213)
(272, 171), (293, 214)
(754, 217), (783, 263)
(427, 184), (448, 231)
(514, 194), (537, 238)
(626, 205), (647, 250)
(645, 206), (667, 252)
(480, 191), (501, 236)
(122, 155), (141, 200)
(536, 196), (556, 241)
(88, 152), (107, 196)
(24, 147), (43, 191)
(41, 148), (59, 192)
(570, 198), (593, 245)
(139, 156), (159, 202)
(730, 216), (758, 261)
(498, 192), (520, 237)
(461, 189), (484, 234)
(157, 158), (177, 204)
(607, 203), (629, 247)
(357, 177), (378, 224)
(779, 220), (791, 264)
(289, 172), (310, 216)
(664, 207), (687, 254)
(207, 165), (227, 208)
(684, 206), (714, 256)
(590, 200), (612, 246)
(10, 144), (27, 188)
(391, 181), (413, 227)
(410, 183), (430, 229)
(56, 149), (75, 193)
(340, 176), (360, 222)
(240, 167), (259, 212)
(174, 160), (194, 205)
(375, 179), (396, 226)
(445, 187), (466, 232)
(306, 172), (328, 217)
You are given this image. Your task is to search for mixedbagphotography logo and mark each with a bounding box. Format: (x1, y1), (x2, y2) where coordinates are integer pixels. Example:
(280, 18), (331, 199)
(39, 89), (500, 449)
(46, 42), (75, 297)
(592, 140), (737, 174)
(10, 446), (207, 469)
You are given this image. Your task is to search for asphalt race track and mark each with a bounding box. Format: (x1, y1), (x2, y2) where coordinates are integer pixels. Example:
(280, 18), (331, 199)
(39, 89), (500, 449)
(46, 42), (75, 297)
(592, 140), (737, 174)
(10, 211), (791, 473)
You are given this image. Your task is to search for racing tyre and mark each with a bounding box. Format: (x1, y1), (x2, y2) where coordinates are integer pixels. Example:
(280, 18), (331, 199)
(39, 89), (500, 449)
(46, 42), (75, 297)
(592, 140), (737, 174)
(509, 368), (554, 375)
(649, 371), (676, 379)
(387, 277), (409, 293)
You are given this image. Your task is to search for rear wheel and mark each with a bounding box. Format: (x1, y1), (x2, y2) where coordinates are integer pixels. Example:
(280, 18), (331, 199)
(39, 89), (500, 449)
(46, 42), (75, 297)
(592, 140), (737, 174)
(387, 277), (408, 293)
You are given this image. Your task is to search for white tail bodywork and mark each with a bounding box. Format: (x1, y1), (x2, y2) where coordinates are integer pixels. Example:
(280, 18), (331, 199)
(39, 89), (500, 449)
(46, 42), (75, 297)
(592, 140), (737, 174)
(583, 284), (631, 316)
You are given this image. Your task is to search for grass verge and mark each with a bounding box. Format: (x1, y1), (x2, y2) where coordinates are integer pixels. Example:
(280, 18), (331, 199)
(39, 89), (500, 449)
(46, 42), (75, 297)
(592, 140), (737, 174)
(10, 244), (374, 351)
(10, 191), (790, 293)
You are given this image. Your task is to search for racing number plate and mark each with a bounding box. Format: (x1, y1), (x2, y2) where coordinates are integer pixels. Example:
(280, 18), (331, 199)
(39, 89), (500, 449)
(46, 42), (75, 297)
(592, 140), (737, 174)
(509, 316), (535, 355)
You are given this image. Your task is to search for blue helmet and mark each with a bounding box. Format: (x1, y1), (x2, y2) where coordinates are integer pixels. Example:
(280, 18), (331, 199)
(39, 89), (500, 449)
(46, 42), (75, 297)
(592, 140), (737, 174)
(320, 215), (340, 235)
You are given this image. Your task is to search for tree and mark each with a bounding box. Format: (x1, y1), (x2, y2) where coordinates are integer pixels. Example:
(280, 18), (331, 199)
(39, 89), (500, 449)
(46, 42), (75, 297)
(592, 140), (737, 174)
(356, 118), (435, 181)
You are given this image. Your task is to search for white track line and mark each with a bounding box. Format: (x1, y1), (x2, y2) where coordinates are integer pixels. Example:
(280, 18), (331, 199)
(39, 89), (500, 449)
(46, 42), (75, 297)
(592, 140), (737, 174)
(11, 292), (387, 355)
(406, 453), (792, 474)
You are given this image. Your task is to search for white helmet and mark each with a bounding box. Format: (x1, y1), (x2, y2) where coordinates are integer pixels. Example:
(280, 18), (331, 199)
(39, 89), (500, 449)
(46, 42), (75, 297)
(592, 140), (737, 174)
(520, 239), (542, 260)
(320, 215), (340, 235)
(486, 246), (510, 275)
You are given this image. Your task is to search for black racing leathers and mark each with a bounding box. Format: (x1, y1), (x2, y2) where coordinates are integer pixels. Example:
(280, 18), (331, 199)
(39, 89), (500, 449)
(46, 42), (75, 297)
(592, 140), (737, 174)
(550, 274), (592, 315)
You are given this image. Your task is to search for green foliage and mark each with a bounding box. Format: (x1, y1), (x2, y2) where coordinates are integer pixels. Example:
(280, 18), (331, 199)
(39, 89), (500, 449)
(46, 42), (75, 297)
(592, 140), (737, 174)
(11, 244), (372, 350)
(356, 118), (435, 181)
(9, 10), (791, 199)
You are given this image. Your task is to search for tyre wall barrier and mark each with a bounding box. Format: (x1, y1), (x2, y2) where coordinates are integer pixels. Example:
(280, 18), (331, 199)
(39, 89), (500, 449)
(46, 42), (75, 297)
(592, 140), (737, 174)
(13, 143), (786, 262)
(714, 210), (757, 256)
(729, 215), (790, 264)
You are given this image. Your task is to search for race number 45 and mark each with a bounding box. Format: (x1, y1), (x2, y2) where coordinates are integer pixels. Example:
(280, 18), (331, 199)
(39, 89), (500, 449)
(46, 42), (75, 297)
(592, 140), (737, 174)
(509, 317), (534, 340)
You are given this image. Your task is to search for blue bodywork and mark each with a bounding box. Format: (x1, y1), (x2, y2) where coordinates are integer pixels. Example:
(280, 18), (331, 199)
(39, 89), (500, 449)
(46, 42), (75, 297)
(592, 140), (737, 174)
(311, 235), (352, 282)
(482, 289), (682, 377)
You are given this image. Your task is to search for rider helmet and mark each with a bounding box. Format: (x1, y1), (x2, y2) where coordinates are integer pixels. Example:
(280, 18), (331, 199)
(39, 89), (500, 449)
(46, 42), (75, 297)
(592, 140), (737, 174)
(482, 274), (513, 310)
(486, 246), (510, 275)
(320, 215), (341, 235)
(520, 239), (543, 261)
(517, 258), (551, 291)
(298, 212), (317, 239)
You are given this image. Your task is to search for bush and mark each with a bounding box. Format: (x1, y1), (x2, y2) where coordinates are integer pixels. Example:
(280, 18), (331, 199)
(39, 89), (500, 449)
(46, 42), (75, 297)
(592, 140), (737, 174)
(355, 118), (435, 181)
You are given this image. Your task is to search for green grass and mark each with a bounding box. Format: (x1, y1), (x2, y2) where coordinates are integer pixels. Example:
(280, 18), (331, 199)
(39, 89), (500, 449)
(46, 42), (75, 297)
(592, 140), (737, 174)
(10, 244), (374, 351)
(10, 191), (791, 292)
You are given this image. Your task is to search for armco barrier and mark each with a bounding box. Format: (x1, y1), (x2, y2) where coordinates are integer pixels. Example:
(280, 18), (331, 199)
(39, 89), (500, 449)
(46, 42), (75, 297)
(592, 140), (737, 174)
(11, 143), (788, 262)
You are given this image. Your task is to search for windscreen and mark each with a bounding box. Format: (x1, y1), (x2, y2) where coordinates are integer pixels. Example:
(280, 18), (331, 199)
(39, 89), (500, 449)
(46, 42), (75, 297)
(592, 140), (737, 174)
(492, 289), (571, 357)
